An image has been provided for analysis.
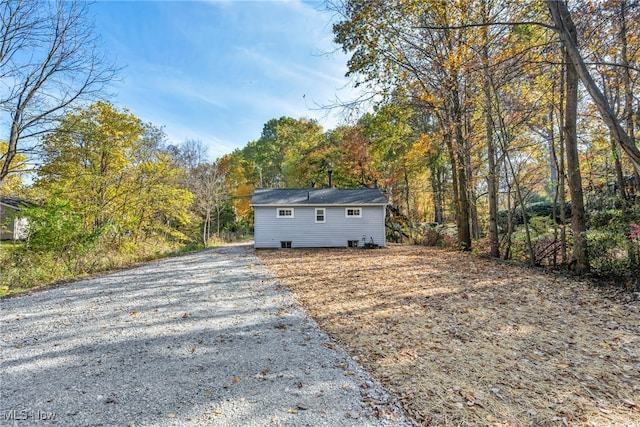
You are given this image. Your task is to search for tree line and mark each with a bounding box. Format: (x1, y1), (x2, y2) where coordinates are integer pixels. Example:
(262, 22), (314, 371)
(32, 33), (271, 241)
(2, 0), (640, 293)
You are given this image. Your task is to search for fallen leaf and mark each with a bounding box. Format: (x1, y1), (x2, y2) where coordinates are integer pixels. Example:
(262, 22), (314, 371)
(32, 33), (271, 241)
(233, 376), (241, 383)
(622, 399), (637, 408)
(257, 246), (640, 427)
(182, 312), (189, 319)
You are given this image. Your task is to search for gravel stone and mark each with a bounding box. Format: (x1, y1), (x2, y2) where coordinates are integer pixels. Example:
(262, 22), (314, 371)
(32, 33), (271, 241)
(1, 243), (410, 426)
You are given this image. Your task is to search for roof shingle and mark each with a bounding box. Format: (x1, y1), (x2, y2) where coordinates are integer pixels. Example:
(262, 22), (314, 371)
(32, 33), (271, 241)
(251, 188), (387, 206)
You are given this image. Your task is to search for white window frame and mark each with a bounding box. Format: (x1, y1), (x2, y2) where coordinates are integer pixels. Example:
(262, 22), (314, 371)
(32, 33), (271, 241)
(277, 208), (294, 218)
(345, 207), (362, 218)
(315, 208), (326, 223)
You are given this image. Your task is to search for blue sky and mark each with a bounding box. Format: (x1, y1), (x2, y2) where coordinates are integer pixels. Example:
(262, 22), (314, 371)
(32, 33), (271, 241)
(89, 0), (357, 161)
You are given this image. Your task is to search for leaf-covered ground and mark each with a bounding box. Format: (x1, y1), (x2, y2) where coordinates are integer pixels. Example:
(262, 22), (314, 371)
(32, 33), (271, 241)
(257, 245), (640, 426)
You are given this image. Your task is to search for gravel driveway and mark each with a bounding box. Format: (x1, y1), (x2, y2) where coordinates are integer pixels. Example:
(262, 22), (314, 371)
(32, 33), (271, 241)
(1, 243), (409, 427)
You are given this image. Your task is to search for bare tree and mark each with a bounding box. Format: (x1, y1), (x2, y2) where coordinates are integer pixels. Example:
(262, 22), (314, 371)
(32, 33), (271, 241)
(167, 139), (208, 172)
(191, 162), (228, 245)
(0, 0), (117, 185)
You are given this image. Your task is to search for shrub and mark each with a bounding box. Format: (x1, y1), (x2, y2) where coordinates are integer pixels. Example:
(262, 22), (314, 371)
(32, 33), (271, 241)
(22, 199), (103, 272)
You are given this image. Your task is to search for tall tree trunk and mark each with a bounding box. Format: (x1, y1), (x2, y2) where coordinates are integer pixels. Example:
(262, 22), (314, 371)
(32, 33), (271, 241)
(547, 0), (640, 171)
(557, 65), (568, 264)
(463, 107), (480, 240)
(503, 178), (513, 260)
(450, 90), (472, 251)
(619, 0), (639, 196)
(559, 8), (589, 272)
(443, 128), (469, 249)
(480, 10), (499, 258)
(216, 206), (222, 237)
(454, 126), (472, 250)
(611, 137), (627, 198)
(620, 0), (635, 146)
(203, 209), (211, 245)
(430, 164), (444, 224)
(550, 112), (559, 268)
(404, 168), (411, 224)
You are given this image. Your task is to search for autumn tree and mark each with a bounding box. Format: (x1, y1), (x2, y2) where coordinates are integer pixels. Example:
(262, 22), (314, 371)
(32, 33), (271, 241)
(241, 117), (325, 188)
(0, 141), (27, 195)
(0, 0), (116, 186)
(333, 0), (479, 250)
(577, 1), (640, 198)
(34, 102), (192, 244)
(545, 0), (640, 172)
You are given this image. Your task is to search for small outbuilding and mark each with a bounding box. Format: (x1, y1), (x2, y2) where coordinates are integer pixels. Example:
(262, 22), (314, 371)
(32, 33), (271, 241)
(251, 188), (387, 249)
(0, 196), (30, 241)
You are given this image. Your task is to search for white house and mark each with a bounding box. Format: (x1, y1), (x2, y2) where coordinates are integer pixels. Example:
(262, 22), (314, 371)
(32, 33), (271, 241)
(0, 196), (30, 241)
(251, 188), (387, 249)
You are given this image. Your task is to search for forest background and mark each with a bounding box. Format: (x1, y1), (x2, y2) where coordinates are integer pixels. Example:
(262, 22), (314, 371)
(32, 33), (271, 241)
(1, 0), (640, 296)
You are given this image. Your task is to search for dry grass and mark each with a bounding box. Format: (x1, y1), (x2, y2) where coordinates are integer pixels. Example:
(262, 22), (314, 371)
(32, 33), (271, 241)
(257, 245), (640, 426)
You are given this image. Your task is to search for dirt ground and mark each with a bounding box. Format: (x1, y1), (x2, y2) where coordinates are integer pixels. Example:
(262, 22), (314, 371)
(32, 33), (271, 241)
(257, 245), (640, 426)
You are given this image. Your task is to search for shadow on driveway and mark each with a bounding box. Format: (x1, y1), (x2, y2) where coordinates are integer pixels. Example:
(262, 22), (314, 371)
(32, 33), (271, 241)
(1, 244), (408, 426)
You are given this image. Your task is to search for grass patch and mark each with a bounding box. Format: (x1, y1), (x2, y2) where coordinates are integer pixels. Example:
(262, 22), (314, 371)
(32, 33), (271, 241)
(0, 238), (204, 298)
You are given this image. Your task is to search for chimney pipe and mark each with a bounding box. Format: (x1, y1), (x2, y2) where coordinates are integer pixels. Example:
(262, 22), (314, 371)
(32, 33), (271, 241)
(328, 169), (333, 188)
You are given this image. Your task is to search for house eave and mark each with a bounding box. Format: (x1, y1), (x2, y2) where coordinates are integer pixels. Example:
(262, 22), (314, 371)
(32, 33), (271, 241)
(251, 203), (388, 207)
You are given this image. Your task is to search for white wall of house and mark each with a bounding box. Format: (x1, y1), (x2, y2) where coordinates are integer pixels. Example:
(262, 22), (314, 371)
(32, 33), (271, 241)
(0, 203), (28, 241)
(254, 205), (386, 249)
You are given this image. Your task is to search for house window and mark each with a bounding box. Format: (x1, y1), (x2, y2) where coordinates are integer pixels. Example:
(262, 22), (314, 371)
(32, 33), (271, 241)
(280, 241), (292, 248)
(345, 207), (362, 218)
(315, 208), (325, 223)
(277, 208), (294, 218)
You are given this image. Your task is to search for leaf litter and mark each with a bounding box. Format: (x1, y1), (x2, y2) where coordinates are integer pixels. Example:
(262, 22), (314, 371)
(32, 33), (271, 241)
(258, 245), (640, 426)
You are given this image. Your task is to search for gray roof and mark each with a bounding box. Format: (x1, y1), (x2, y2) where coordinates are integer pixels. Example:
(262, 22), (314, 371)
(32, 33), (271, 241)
(251, 188), (387, 206)
(0, 196), (32, 210)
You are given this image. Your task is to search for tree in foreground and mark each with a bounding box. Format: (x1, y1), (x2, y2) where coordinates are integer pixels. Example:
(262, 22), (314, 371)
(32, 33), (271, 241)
(34, 102), (192, 246)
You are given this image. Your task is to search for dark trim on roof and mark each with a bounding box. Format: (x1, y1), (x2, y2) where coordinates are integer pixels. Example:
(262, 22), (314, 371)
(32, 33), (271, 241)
(250, 188), (387, 206)
(0, 196), (33, 210)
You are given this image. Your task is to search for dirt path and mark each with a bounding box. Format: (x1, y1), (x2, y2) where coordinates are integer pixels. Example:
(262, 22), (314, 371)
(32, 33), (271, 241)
(0, 244), (409, 426)
(258, 245), (640, 426)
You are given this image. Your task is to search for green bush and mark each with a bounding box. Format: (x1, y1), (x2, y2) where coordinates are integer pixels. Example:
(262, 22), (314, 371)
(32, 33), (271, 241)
(22, 199), (103, 272)
(587, 204), (640, 274)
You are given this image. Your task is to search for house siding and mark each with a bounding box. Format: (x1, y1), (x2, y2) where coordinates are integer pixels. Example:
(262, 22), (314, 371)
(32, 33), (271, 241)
(0, 203), (28, 241)
(254, 205), (386, 249)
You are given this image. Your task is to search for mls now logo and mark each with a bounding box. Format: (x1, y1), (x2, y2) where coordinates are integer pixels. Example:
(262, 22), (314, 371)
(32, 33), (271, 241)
(3, 409), (56, 421)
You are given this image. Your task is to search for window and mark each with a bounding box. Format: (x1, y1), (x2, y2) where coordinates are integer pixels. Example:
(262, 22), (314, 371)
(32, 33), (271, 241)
(315, 208), (325, 223)
(348, 240), (359, 248)
(277, 208), (294, 218)
(280, 241), (292, 248)
(345, 207), (362, 218)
